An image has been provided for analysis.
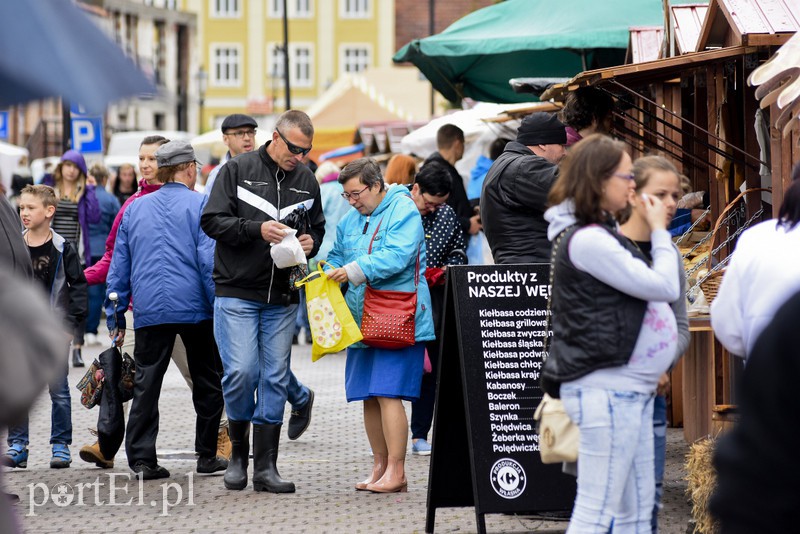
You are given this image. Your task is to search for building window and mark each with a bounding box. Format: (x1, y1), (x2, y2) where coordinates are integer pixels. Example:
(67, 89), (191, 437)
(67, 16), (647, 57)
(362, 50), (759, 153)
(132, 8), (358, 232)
(211, 45), (241, 86)
(293, 46), (313, 87)
(269, 0), (313, 18)
(153, 21), (167, 86)
(341, 46), (370, 74)
(295, 0), (312, 17)
(268, 44), (313, 88)
(269, 44), (285, 80)
(340, 0), (370, 19)
(211, 0), (240, 18)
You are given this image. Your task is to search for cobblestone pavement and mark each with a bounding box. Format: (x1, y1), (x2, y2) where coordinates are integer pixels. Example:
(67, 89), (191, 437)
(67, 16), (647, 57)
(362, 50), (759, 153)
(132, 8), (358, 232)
(3, 327), (693, 533)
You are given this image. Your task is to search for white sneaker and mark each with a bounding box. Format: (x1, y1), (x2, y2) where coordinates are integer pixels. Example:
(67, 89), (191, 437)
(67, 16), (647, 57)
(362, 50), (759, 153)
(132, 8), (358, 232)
(85, 333), (99, 346)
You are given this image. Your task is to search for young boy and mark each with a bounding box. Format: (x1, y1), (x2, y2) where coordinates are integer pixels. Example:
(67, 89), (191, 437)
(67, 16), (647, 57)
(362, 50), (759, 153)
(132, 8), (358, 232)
(2, 185), (87, 469)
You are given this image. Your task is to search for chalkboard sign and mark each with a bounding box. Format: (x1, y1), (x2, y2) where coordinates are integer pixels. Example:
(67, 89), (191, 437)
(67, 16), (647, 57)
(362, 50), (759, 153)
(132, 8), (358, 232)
(425, 264), (575, 534)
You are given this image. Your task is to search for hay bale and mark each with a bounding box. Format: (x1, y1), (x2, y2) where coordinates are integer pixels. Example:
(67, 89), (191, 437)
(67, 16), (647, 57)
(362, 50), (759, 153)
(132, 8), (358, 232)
(685, 437), (719, 534)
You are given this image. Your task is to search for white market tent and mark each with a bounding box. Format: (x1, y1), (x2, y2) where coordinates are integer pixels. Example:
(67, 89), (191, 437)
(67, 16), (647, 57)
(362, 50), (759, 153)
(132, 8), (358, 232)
(0, 140), (29, 194)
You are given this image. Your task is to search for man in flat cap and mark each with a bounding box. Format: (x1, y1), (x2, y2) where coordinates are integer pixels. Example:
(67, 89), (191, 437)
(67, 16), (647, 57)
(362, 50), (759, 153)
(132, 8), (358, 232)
(481, 112), (567, 264)
(107, 140), (227, 480)
(204, 113), (259, 195)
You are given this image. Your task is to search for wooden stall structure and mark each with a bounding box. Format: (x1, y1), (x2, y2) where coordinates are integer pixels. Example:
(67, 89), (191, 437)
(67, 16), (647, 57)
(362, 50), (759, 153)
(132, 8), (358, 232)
(541, 0), (799, 442)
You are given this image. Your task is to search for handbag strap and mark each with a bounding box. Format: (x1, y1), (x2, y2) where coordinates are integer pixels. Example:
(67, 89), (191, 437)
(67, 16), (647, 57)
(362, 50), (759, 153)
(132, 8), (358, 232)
(545, 226), (573, 350)
(367, 217), (420, 288)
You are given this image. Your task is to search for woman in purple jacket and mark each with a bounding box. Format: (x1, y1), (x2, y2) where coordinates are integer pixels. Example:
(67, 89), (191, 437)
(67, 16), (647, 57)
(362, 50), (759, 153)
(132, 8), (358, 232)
(51, 149), (100, 367)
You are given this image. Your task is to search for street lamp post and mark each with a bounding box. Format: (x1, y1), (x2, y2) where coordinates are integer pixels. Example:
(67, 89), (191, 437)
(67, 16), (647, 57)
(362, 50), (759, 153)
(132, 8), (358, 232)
(196, 66), (208, 133)
(282, 0), (291, 110)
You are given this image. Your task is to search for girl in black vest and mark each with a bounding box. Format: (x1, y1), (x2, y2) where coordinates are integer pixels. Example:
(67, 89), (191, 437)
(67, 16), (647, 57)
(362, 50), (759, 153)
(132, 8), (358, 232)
(543, 135), (681, 533)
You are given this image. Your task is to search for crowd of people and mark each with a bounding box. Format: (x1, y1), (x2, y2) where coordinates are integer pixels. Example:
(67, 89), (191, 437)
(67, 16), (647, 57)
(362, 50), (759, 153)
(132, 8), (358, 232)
(1, 95), (799, 531)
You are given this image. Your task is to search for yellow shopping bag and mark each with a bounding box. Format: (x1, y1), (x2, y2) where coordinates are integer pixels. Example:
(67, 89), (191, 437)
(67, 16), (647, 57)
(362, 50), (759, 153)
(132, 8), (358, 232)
(295, 262), (362, 361)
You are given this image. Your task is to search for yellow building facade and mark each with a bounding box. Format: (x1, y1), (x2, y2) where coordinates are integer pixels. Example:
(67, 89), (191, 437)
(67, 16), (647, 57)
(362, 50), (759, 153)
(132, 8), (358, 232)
(183, 0), (396, 132)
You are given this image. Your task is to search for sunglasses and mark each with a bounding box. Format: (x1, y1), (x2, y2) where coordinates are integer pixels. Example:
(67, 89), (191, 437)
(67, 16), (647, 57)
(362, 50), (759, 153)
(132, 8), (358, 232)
(276, 128), (312, 156)
(613, 172), (636, 181)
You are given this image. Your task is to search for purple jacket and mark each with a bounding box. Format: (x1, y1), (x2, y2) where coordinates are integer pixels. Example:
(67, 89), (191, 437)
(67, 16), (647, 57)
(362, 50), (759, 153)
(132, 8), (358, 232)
(79, 186), (101, 265)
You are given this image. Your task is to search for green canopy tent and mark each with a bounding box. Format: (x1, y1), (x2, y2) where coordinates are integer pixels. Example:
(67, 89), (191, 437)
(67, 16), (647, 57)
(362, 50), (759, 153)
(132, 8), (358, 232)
(393, 0), (667, 103)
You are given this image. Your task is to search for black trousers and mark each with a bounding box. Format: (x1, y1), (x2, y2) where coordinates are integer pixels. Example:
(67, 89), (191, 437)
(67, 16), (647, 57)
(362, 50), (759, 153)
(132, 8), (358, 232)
(411, 283), (445, 440)
(125, 321), (223, 468)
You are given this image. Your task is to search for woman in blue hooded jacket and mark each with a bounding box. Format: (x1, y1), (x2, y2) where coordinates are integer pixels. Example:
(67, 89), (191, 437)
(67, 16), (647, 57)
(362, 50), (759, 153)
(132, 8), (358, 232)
(327, 158), (434, 494)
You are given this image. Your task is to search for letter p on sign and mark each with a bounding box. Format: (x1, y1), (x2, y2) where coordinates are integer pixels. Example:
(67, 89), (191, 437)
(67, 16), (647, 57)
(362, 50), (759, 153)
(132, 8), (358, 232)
(71, 117), (104, 154)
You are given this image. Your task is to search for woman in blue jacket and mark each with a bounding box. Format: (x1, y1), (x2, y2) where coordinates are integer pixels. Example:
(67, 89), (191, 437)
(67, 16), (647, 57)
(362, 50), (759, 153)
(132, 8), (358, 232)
(327, 158), (434, 494)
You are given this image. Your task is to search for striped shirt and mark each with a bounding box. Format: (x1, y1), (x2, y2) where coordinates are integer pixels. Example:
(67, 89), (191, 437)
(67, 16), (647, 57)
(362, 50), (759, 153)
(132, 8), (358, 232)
(52, 199), (82, 260)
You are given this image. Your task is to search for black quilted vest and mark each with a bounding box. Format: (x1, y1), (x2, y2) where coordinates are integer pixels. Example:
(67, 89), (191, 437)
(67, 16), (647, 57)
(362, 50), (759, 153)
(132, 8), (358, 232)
(541, 222), (648, 396)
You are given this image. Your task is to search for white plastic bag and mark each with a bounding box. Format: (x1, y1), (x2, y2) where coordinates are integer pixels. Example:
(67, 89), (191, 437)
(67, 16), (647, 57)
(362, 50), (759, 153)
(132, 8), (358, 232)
(270, 229), (306, 269)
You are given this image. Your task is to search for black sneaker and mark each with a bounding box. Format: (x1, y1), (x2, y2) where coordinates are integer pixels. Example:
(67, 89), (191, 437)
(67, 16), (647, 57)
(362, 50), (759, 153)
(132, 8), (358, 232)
(197, 456), (228, 474)
(72, 348), (84, 368)
(132, 461), (170, 480)
(288, 389), (314, 440)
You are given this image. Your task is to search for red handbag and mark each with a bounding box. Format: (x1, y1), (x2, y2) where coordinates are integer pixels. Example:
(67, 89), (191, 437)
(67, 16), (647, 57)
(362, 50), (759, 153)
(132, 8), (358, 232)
(360, 219), (420, 349)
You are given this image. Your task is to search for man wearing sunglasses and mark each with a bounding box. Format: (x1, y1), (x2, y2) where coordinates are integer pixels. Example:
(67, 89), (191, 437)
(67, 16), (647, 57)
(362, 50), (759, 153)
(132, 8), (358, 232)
(202, 110), (324, 494)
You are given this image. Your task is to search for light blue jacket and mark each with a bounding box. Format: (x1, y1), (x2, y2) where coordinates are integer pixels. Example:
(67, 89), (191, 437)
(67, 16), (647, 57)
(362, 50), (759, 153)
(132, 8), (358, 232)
(327, 184), (435, 344)
(106, 182), (215, 330)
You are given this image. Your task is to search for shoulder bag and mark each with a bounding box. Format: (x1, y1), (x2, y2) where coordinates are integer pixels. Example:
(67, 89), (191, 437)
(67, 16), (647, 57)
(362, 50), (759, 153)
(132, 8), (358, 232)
(534, 228), (579, 464)
(360, 218), (419, 349)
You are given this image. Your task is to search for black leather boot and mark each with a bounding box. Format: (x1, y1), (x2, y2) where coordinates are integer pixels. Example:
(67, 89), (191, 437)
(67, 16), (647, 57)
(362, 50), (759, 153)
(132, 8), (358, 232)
(223, 420), (250, 490)
(252, 423), (295, 493)
(72, 347), (84, 367)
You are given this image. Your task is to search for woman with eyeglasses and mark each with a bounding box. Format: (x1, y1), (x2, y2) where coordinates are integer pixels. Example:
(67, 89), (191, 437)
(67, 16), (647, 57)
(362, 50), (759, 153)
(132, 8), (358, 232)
(326, 158), (434, 494)
(541, 134), (681, 533)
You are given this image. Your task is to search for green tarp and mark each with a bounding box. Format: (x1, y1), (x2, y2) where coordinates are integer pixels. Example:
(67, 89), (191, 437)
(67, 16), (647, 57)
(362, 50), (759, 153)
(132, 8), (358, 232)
(393, 0), (668, 103)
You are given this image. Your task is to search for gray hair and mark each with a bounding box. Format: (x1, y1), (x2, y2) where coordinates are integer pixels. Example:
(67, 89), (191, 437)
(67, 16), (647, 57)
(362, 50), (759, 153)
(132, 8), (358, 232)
(338, 158), (384, 192)
(274, 109), (314, 138)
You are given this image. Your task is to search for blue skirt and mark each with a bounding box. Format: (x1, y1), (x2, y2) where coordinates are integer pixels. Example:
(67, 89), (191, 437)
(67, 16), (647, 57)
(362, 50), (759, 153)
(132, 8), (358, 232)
(345, 342), (425, 402)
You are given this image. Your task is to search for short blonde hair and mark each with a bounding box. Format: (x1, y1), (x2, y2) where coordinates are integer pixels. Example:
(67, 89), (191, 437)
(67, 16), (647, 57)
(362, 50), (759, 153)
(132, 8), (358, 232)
(21, 184), (58, 208)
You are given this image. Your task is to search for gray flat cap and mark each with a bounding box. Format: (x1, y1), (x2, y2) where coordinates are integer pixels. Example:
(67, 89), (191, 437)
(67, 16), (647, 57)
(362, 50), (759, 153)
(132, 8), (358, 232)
(155, 140), (202, 168)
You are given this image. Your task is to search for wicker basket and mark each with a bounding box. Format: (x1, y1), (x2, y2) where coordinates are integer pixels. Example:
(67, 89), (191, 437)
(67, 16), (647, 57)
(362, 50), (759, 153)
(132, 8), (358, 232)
(699, 188), (770, 305)
(699, 269), (725, 305)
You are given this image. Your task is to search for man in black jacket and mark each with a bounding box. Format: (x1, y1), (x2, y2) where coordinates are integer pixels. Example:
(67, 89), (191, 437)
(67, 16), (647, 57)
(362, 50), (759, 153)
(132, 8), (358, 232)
(481, 112), (567, 264)
(423, 124), (482, 237)
(201, 110), (325, 494)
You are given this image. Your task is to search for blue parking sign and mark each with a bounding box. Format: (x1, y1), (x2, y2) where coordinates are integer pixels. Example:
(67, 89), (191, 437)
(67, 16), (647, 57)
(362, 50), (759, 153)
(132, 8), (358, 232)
(0, 111), (8, 139)
(71, 116), (104, 154)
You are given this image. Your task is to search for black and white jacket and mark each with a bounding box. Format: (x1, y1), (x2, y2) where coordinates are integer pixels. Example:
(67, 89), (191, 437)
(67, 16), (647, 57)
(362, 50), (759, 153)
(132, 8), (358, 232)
(201, 142), (325, 305)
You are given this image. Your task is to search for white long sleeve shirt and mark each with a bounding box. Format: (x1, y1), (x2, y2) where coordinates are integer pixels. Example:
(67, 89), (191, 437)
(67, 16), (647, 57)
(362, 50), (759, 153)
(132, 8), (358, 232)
(711, 220), (800, 358)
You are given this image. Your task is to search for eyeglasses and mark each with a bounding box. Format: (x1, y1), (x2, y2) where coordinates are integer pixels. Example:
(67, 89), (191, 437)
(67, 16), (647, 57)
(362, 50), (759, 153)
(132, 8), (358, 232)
(341, 185), (370, 200)
(225, 129), (256, 139)
(421, 194), (447, 211)
(276, 128), (312, 156)
(613, 172), (635, 181)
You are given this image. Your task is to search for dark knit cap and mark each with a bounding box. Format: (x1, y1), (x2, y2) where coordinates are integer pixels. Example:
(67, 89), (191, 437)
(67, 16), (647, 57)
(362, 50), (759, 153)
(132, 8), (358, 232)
(516, 112), (567, 146)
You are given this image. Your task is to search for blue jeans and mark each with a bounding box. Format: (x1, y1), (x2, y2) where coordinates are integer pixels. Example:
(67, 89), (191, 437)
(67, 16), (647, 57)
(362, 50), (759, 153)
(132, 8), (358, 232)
(7, 362), (72, 446)
(86, 280), (106, 335)
(214, 297), (309, 425)
(561, 384), (655, 533)
(652, 395), (667, 533)
(295, 290), (310, 335)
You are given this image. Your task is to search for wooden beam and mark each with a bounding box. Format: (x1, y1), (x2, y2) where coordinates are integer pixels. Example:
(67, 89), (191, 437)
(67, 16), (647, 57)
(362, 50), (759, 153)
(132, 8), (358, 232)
(744, 33), (796, 47)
